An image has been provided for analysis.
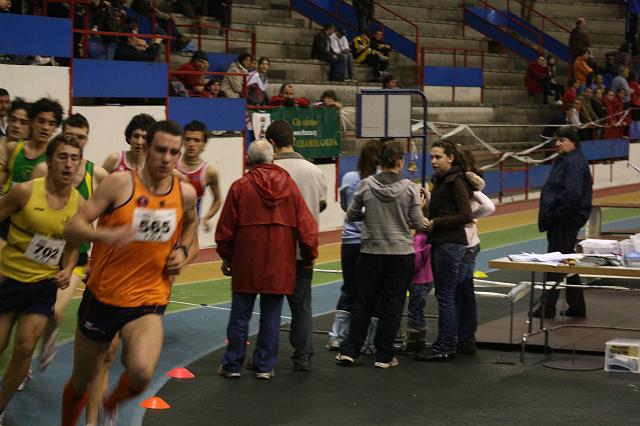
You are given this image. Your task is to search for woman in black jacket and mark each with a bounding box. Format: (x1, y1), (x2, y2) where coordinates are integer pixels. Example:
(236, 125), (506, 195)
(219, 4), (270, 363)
(415, 140), (473, 362)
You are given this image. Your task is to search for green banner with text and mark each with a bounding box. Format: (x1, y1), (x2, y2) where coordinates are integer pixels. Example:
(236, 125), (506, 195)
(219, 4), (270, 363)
(269, 107), (341, 159)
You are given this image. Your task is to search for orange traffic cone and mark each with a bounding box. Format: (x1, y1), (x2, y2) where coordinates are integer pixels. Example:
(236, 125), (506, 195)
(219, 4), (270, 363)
(140, 396), (171, 410)
(166, 367), (195, 379)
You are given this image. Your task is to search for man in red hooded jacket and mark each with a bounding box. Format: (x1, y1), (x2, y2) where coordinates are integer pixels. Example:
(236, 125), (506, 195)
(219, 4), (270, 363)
(215, 139), (318, 380)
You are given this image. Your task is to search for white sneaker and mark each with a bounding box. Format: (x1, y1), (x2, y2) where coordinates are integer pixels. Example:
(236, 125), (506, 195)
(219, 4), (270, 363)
(335, 353), (354, 366)
(102, 405), (118, 426)
(374, 357), (399, 369)
(326, 339), (340, 351)
(255, 370), (275, 380)
(39, 327), (59, 370)
(554, 100), (563, 105)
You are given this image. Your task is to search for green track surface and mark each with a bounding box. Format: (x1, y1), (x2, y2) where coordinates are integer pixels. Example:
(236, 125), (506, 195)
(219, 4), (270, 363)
(1, 209), (638, 373)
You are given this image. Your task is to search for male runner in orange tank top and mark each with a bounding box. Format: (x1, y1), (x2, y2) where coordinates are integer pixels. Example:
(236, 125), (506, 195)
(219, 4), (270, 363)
(61, 120), (198, 425)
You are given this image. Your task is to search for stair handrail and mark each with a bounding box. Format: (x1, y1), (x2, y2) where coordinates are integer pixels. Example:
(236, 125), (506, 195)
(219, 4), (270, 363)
(463, 0), (545, 55)
(372, 1), (420, 84)
(505, 0), (570, 34)
(420, 46), (485, 103)
(171, 22), (257, 56)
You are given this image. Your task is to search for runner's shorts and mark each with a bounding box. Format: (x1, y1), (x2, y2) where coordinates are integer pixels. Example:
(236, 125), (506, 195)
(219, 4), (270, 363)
(77, 289), (167, 342)
(0, 277), (57, 317)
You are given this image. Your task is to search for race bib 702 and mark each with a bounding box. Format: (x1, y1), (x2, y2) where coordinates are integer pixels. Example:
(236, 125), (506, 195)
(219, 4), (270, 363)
(24, 233), (66, 266)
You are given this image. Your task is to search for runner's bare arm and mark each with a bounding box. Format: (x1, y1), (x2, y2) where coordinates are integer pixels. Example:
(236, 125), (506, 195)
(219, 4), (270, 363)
(166, 182), (198, 274)
(101, 152), (119, 173)
(93, 165), (109, 187)
(201, 165), (221, 232)
(171, 169), (189, 182)
(0, 181), (31, 221)
(64, 173), (136, 246)
(56, 199), (85, 289)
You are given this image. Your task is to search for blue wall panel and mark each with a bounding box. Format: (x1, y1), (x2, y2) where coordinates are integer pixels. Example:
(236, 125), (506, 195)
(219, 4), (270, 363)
(74, 59), (168, 98)
(0, 14), (72, 57)
(424, 66), (483, 87)
(207, 53), (237, 72)
(168, 97), (246, 131)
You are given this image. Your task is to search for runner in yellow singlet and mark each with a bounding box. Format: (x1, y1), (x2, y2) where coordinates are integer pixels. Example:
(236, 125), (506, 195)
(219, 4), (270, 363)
(0, 135), (83, 425)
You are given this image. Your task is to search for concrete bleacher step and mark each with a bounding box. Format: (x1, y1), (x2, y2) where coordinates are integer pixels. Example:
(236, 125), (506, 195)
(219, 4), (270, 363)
(534, 0), (621, 19)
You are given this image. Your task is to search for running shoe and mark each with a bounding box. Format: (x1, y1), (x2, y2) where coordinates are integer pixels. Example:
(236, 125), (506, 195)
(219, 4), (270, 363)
(17, 368), (33, 391)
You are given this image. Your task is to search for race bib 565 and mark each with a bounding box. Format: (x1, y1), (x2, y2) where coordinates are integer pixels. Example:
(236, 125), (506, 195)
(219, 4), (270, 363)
(132, 208), (177, 242)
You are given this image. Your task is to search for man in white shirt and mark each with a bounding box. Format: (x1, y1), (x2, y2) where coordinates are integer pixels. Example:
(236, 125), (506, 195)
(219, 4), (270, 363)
(329, 28), (354, 81)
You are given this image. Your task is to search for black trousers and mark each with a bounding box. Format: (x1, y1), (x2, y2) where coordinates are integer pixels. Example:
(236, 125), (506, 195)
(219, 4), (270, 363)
(339, 253), (414, 363)
(543, 220), (586, 314)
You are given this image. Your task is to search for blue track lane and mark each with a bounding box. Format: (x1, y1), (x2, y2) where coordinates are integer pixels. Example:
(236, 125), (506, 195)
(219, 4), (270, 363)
(7, 216), (640, 425)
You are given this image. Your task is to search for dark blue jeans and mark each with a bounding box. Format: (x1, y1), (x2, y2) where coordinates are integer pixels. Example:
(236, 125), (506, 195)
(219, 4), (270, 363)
(456, 245), (480, 342)
(408, 282), (433, 330)
(222, 292), (284, 373)
(431, 242), (466, 353)
(339, 253), (414, 363)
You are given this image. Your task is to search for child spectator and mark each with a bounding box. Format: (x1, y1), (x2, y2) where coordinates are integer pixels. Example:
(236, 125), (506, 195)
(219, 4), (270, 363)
(562, 79), (578, 105)
(573, 49), (593, 92)
(206, 79), (227, 98)
(221, 53), (253, 98)
(269, 83), (310, 107)
(603, 89), (625, 139)
(565, 100), (582, 128)
(331, 27), (355, 82)
(591, 88), (607, 120)
(314, 89), (343, 109)
(382, 74), (398, 89)
(403, 228), (433, 354)
(370, 30), (391, 76)
(176, 50), (211, 97)
(246, 57), (269, 106)
(590, 74), (606, 93)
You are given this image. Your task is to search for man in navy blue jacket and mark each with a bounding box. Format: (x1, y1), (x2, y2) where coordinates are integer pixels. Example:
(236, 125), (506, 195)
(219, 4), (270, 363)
(536, 127), (592, 319)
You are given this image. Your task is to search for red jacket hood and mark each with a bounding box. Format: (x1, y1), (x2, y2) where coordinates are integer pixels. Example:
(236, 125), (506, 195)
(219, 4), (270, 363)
(247, 164), (293, 207)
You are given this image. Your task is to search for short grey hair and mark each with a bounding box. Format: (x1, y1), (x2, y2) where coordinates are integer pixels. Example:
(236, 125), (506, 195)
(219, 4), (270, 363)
(248, 139), (274, 165)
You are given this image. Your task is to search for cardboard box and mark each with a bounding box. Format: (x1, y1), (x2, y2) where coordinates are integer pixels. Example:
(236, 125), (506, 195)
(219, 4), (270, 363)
(605, 338), (640, 373)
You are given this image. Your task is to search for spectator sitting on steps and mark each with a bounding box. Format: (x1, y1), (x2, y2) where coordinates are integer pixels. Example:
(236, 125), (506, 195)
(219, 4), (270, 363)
(590, 74), (606, 93)
(370, 30), (391, 76)
(382, 74), (398, 89)
(330, 27), (355, 82)
(524, 56), (550, 104)
(113, 25), (162, 62)
(311, 24), (343, 81)
(352, 31), (382, 81)
(176, 50), (211, 97)
(269, 83), (310, 108)
(221, 53), (253, 98)
(131, 0), (191, 51)
(562, 79), (577, 106)
(545, 55), (564, 104)
(611, 65), (634, 104)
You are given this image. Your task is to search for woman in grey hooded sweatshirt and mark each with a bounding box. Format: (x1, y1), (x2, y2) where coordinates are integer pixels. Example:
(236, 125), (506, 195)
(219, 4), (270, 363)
(336, 140), (427, 369)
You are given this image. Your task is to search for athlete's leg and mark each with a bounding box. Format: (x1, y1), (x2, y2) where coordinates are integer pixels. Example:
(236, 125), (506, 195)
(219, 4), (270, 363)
(41, 274), (82, 369)
(0, 310), (18, 355)
(104, 314), (163, 412)
(61, 328), (112, 426)
(85, 337), (119, 425)
(0, 313), (48, 410)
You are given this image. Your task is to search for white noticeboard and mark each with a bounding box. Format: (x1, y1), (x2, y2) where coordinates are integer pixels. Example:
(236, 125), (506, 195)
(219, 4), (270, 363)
(356, 92), (412, 138)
